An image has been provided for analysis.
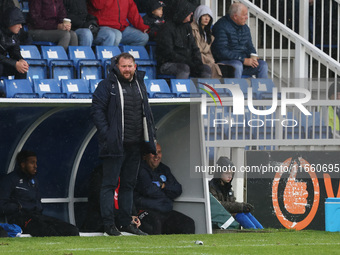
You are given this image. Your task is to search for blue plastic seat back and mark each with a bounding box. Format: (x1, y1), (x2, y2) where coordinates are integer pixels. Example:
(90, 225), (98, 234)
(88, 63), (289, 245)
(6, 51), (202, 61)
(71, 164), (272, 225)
(61, 79), (92, 99)
(197, 78), (228, 97)
(95, 46), (121, 62)
(170, 79), (200, 98)
(33, 79), (66, 98)
(4, 79), (38, 98)
(68, 46), (97, 65)
(145, 79), (176, 98)
(301, 112), (332, 139)
(137, 65), (156, 80)
(89, 79), (103, 93)
(250, 78), (276, 99)
(223, 78), (249, 99)
(20, 45), (47, 81)
(121, 46), (156, 66)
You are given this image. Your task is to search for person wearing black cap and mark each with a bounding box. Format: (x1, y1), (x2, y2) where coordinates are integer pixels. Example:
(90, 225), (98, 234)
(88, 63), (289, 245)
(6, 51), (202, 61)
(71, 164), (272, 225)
(209, 156), (263, 229)
(156, 0), (211, 79)
(0, 150), (79, 237)
(143, 0), (166, 41)
(327, 81), (340, 135)
(0, 7), (29, 79)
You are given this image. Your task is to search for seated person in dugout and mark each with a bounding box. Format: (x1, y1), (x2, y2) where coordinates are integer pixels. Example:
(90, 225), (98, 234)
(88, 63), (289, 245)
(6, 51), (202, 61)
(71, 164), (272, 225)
(134, 143), (195, 235)
(0, 150), (79, 237)
(209, 156), (263, 229)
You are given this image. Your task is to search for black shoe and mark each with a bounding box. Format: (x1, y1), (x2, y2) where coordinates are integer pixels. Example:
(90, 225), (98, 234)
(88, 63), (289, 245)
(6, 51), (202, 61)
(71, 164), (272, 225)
(120, 224), (148, 236)
(104, 225), (122, 236)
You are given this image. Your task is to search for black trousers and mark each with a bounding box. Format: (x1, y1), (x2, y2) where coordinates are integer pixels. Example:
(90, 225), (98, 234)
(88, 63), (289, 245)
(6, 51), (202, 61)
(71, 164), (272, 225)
(9, 213), (79, 237)
(138, 209), (195, 235)
(0, 63), (26, 79)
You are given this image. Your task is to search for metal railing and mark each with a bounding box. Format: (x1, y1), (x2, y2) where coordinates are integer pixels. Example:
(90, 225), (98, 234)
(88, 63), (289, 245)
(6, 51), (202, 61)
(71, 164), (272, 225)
(205, 0), (340, 80)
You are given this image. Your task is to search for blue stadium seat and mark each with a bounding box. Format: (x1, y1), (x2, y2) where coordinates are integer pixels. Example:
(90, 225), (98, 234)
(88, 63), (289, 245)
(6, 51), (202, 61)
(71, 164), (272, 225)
(20, 45), (47, 81)
(33, 79), (66, 98)
(89, 79), (103, 93)
(251, 113), (276, 150)
(61, 79), (92, 99)
(41, 46), (75, 80)
(145, 79), (176, 98)
(283, 112), (306, 139)
(68, 46), (103, 80)
(250, 78), (278, 99)
(301, 112), (332, 139)
(197, 78), (228, 97)
(222, 78), (249, 99)
(224, 113), (250, 140)
(95, 46), (121, 77)
(121, 46), (156, 79)
(4, 79), (38, 98)
(170, 79), (200, 97)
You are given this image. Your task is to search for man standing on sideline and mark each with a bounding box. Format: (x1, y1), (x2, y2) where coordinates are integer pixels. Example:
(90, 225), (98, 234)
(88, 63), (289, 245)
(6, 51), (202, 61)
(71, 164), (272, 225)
(91, 52), (156, 236)
(0, 151), (79, 237)
(211, 3), (268, 78)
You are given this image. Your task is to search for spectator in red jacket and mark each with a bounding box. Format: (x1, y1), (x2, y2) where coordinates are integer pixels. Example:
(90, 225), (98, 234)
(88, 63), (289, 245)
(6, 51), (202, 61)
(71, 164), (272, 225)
(87, 0), (149, 46)
(27, 0), (78, 50)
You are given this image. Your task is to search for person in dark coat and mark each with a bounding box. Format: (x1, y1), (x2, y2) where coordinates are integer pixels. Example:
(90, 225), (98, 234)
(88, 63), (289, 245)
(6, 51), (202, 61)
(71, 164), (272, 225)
(63, 0), (119, 46)
(209, 156), (263, 229)
(0, 7), (28, 79)
(134, 143), (195, 235)
(143, 0), (166, 41)
(0, 150), (79, 237)
(91, 52), (156, 236)
(163, 0), (200, 21)
(156, 0), (211, 79)
(211, 3), (268, 78)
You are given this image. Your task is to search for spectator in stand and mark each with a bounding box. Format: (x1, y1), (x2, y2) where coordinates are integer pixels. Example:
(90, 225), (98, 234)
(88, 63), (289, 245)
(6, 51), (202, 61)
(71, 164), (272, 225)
(156, 0), (211, 79)
(0, 150), (79, 237)
(191, 5), (235, 78)
(143, 0), (166, 41)
(163, 0), (200, 21)
(0, 7), (28, 80)
(63, 0), (121, 46)
(211, 3), (268, 78)
(87, 0), (149, 46)
(27, 0), (78, 51)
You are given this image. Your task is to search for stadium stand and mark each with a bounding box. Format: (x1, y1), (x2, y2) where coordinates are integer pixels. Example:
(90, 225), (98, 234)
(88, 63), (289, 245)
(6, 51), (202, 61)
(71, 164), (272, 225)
(68, 46), (102, 80)
(41, 46), (75, 80)
(61, 79), (92, 99)
(170, 79), (201, 97)
(145, 79), (176, 98)
(33, 79), (66, 98)
(95, 46), (121, 78)
(20, 45), (47, 81)
(4, 79), (38, 98)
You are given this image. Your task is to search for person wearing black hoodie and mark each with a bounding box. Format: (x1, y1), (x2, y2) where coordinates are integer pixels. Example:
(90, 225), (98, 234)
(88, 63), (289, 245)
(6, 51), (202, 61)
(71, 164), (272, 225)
(209, 156), (264, 229)
(156, 0), (211, 79)
(0, 7), (28, 79)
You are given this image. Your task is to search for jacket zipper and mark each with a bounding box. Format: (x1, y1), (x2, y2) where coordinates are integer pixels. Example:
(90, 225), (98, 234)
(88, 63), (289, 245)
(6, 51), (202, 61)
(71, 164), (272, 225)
(117, 0), (122, 30)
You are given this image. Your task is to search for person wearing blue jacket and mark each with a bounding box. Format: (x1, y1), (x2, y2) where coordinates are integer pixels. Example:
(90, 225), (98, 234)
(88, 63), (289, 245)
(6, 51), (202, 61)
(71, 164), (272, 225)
(91, 52), (156, 236)
(211, 3), (268, 78)
(134, 143), (195, 235)
(0, 150), (79, 237)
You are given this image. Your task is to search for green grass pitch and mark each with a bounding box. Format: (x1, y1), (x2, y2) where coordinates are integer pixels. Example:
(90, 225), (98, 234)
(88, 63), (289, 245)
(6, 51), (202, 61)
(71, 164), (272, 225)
(0, 229), (339, 254)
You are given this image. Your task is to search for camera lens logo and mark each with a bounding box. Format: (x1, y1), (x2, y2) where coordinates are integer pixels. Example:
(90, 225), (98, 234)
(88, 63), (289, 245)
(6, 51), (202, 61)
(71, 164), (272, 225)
(198, 82), (222, 106)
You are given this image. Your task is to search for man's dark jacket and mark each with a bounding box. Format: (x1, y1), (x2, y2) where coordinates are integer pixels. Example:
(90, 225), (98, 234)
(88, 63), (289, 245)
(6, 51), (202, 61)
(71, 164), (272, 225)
(0, 168), (42, 218)
(211, 15), (256, 63)
(134, 161), (182, 213)
(0, 7), (25, 69)
(91, 61), (156, 158)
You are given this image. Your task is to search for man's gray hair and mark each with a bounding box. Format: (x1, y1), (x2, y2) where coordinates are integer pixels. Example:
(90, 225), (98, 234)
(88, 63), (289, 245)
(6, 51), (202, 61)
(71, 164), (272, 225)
(228, 2), (245, 16)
